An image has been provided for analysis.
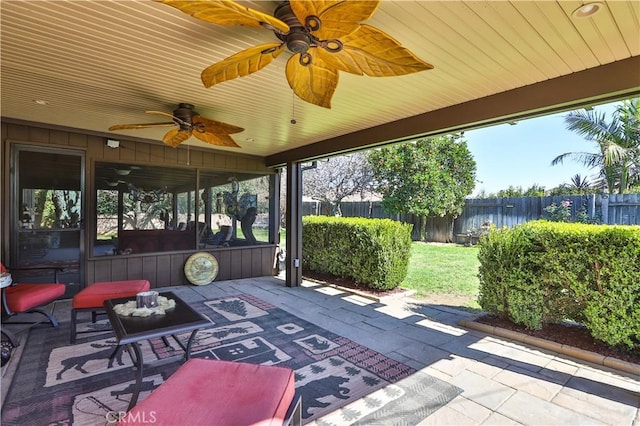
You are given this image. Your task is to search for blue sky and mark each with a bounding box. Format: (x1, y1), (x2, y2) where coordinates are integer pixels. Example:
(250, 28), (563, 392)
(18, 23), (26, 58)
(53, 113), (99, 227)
(465, 101), (620, 196)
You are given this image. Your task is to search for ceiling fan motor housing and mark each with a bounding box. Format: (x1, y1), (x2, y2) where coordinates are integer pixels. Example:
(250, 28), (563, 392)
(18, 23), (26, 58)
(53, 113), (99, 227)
(274, 2), (312, 54)
(173, 103), (195, 130)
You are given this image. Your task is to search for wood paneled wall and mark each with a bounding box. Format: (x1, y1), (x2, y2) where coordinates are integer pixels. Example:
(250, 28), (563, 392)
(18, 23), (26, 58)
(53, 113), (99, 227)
(87, 245), (277, 287)
(1, 121), (276, 289)
(2, 121), (268, 170)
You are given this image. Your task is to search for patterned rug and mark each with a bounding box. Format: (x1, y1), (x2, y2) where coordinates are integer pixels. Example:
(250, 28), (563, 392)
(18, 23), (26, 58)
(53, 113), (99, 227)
(1, 294), (462, 425)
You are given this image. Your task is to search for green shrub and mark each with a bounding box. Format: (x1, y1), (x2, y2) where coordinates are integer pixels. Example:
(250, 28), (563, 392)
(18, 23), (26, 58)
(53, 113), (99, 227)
(302, 216), (412, 290)
(477, 225), (547, 329)
(478, 220), (640, 349)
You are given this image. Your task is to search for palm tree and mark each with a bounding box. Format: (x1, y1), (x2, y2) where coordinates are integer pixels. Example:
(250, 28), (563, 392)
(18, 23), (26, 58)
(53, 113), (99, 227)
(551, 99), (639, 194)
(566, 173), (594, 193)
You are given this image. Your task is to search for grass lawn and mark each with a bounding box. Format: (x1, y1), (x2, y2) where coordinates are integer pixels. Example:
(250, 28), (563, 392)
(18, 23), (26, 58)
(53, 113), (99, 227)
(402, 242), (481, 309)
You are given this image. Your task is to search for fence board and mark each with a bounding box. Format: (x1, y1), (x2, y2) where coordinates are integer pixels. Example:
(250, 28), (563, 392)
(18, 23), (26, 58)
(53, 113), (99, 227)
(301, 193), (640, 240)
(607, 193), (640, 225)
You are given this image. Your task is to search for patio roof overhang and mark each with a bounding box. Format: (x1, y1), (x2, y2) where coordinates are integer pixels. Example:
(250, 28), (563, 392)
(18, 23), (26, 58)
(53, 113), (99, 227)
(266, 57), (640, 167)
(1, 1), (639, 163)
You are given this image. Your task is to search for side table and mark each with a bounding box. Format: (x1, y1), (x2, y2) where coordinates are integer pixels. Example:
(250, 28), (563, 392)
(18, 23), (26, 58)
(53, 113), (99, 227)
(103, 291), (211, 411)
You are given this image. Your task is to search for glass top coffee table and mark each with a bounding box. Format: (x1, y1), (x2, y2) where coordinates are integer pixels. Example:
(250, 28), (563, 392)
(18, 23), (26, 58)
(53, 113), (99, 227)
(104, 291), (211, 411)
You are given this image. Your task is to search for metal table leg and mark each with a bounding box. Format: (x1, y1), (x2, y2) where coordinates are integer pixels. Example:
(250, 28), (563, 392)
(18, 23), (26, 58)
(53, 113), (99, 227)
(185, 329), (198, 360)
(125, 342), (144, 412)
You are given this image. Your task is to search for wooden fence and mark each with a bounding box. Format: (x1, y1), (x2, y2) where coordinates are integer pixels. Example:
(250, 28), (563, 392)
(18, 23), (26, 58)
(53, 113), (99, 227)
(302, 193), (640, 241)
(454, 194), (640, 235)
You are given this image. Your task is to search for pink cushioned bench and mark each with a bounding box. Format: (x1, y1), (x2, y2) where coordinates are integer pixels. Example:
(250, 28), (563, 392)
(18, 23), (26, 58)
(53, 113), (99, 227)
(118, 358), (302, 426)
(1, 263), (66, 346)
(4, 283), (66, 314)
(70, 279), (150, 343)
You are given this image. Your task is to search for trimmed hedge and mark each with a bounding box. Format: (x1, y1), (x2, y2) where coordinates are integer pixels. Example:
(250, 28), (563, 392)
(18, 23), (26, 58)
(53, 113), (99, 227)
(478, 220), (640, 350)
(302, 216), (412, 290)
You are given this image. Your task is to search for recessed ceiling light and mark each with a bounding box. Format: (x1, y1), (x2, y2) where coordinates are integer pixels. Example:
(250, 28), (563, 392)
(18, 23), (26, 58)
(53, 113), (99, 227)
(572, 2), (603, 19)
(245, 138), (255, 142)
(33, 99), (49, 106)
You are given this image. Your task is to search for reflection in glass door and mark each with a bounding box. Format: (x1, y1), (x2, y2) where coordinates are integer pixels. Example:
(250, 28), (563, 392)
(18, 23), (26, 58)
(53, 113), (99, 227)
(11, 146), (84, 298)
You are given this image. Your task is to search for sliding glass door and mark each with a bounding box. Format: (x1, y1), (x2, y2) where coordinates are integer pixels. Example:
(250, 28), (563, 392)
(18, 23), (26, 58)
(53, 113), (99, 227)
(10, 146), (84, 297)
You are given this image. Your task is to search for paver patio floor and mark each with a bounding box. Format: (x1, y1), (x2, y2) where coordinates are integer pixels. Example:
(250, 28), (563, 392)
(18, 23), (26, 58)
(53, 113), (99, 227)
(3, 275), (639, 425)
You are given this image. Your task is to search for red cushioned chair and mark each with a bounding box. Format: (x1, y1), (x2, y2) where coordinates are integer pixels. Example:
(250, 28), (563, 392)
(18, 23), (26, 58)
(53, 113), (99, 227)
(1, 262), (66, 346)
(118, 358), (302, 426)
(70, 279), (150, 343)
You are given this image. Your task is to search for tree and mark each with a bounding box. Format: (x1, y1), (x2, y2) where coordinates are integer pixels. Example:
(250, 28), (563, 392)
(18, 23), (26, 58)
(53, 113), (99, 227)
(302, 152), (374, 216)
(567, 173), (592, 191)
(547, 174), (598, 196)
(368, 135), (476, 242)
(552, 99), (640, 194)
(492, 184), (546, 198)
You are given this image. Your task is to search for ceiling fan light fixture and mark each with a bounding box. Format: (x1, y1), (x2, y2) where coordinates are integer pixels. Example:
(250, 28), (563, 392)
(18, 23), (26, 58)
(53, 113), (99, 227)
(572, 2), (603, 19)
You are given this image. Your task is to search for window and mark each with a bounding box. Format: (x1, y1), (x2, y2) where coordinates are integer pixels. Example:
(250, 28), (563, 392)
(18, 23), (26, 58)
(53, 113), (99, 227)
(94, 162), (273, 256)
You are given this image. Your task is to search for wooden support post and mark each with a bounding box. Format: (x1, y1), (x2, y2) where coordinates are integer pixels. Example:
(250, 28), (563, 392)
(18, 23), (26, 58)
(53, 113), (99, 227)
(285, 162), (302, 287)
(269, 171), (281, 245)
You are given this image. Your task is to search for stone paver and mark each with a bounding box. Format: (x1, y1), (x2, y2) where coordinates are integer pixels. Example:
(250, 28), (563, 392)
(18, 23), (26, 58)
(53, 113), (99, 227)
(397, 323), (459, 347)
(395, 341), (454, 366)
(323, 306), (372, 324)
(498, 390), (602, 425)
(482, 412), (523, 425)
(431, 354), (477, 377)
(551, 377), (639, 425)
(493, 365), (563, 401)
(417, 404), (478, 425)
(353, 329), (417, 355)
(467, 356), (511, 379)
(446, 395), (493, 423)
(449, 370), (517, 411)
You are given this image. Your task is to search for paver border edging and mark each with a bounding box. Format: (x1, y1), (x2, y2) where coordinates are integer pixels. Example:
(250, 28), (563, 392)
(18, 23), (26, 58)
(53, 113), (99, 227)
(458, 318), (640, 377)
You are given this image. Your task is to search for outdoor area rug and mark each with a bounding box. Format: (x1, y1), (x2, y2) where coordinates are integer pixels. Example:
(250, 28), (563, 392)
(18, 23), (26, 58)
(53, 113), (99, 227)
(1, 293), (462, 425)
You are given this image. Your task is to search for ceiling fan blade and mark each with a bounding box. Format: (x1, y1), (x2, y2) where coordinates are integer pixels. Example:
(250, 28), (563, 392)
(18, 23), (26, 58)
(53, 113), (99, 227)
(145, 110), (193, 128)
(162, 128), (192, 148)
(201, 42), (284, 88)
(193, 115), (244, 135)
(316, 24), (433, 77)
(192, 130), (241, 148)
(290, 0), (379, 40)
(108, 122), (176, 131)
(285, 53), (338, 109)
(160, 0), (289, 33)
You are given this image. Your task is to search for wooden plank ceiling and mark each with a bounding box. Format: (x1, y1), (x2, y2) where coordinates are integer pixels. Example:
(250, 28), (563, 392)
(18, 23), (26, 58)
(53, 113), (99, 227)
(1, 1), (639, 166)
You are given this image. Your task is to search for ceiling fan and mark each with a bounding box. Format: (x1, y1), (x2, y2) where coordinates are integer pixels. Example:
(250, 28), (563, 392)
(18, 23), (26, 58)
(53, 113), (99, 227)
(108, 103), (244, 148)
(159, 0), (433, 108)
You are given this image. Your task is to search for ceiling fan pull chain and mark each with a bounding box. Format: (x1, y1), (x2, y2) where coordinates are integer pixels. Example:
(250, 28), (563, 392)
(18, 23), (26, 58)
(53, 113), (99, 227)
(290, 92), (297, 125)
